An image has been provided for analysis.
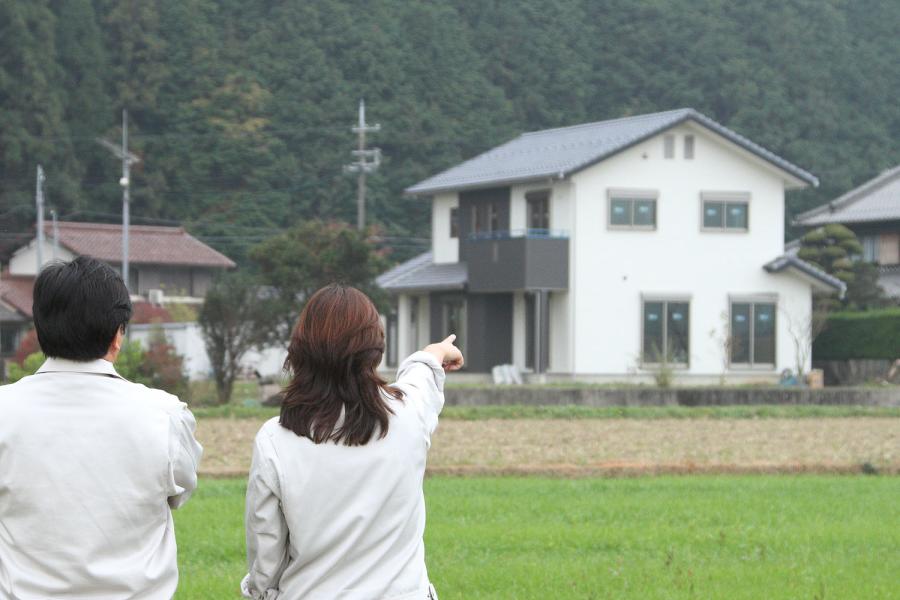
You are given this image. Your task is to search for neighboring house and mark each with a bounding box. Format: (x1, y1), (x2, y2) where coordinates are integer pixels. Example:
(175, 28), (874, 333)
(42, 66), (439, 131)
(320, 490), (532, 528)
(9, 221), (235, 299)
(794, 165), (900, 298)
(378, 108), (845, 382)
(0, 221), (235, 362)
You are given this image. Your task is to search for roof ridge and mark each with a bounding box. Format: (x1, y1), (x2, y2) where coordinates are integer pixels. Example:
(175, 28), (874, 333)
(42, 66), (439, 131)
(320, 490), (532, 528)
(519, 108), (692, 137)
(55, 221), (185, 233)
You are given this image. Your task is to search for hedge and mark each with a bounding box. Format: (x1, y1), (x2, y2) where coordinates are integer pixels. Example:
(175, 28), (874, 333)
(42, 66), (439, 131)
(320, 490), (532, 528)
(813, 308), (900, 360)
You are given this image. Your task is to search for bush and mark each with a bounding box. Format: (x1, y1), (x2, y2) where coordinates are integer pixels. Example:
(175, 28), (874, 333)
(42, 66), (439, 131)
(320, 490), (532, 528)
(7, 351), (46, 382)
(813, 308), (900, 360)
(117, 335), (189, 400)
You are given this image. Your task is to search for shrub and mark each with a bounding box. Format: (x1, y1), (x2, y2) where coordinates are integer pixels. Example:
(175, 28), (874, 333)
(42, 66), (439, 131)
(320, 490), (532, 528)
(7, 351), (46, 382)
(813, 308), (900, 360)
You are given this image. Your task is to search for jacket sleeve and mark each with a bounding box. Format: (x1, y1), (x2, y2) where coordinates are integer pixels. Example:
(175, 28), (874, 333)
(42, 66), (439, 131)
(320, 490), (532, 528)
(242, 432), (290, 599)
(167, 404), (203, 510)
(394, 351), (446, 448)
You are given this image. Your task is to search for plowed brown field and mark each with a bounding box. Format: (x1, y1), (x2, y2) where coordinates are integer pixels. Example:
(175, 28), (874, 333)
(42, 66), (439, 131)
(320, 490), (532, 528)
(196, 417), (900, 477)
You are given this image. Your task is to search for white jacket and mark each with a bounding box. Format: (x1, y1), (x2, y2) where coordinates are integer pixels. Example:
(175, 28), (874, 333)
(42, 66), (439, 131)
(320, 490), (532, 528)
(242, 352), (445, 600)
(0, 358), (202, 600)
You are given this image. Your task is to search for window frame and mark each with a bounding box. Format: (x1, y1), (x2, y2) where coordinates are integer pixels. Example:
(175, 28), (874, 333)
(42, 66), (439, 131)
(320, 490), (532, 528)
(663, 134), (675, 159)
(684, 134), (695, 159)
(441, 297), (467, 360)
(525, 189), (551, 233)
(449, 207), (459, 239)
(700, 192), (751, 233)
(607, 188), (659, 231)
(727, 295), (778, 370)
(639, 295), (691, 369)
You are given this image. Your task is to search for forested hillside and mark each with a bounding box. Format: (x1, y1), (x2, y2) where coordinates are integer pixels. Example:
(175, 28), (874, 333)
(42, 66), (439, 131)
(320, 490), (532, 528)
(2, 0), (899, 263)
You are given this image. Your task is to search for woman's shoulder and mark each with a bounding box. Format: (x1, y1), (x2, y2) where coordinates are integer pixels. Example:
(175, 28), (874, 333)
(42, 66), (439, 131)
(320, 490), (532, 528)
(255, 416), (283, 441)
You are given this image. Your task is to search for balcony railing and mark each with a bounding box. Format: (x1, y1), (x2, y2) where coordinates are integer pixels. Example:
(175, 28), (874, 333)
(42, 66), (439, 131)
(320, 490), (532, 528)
(467, 228), (569, 241)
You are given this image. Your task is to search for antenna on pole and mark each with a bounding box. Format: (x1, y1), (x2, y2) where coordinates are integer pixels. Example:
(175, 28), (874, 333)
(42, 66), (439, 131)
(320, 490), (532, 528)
(35, 166), (46, 273)
(96, 109), (140, 293)
(343, 99), (381, 230)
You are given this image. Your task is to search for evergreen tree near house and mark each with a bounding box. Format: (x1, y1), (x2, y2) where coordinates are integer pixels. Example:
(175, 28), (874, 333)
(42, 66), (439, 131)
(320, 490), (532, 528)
(797, 224), (888, 310)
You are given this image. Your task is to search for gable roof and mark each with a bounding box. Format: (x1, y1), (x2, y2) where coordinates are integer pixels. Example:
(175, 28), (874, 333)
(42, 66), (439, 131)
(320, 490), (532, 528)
(794, 164), (900, 226)
(45, 222), (236, 268)
(406, 108), (817, 195)
(376, 251), (467, 292)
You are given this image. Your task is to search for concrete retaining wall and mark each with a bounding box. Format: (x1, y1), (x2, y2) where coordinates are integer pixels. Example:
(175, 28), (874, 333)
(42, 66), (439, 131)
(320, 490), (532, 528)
(444, 386), (900, 407)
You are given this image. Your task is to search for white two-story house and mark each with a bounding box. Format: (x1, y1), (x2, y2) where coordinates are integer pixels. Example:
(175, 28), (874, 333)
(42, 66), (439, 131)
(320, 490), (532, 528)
(377, 109), (845, 382)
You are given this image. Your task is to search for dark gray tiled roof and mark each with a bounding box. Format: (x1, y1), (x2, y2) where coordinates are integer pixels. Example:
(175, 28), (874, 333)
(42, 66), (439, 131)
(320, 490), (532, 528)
(764, 255), (847, 297)
(795, 165), (900, 225)
(376, 251), (467, 292)
(407, 108), (817, 195)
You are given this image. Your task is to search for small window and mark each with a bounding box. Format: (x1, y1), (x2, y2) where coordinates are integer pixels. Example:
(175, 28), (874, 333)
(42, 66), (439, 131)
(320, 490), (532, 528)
(442, 298), (466, 358)
(861, 235), (879, 262)
(702, 195), (749, 231)
(642, 300), (689, 365)
(684, 135), (695, 159)
(663, 134), (675, 159)
(609, 195), (657, 230)
(526, 190), (550, 233)
(730, 301), (776, 367)
(449, 207), (459, 238)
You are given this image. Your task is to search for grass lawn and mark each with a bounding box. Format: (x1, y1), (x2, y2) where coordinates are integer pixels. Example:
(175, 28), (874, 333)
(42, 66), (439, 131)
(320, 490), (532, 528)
(174, 476), (899, 599)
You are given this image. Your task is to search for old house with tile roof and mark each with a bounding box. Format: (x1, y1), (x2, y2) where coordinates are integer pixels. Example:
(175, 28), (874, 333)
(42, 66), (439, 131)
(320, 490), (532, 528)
(0, 222), (235, 361)
(794, 165), (900, 298)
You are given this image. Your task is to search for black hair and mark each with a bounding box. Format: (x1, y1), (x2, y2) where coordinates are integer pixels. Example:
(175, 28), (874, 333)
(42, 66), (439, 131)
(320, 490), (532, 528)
(33, 256), (133, 361)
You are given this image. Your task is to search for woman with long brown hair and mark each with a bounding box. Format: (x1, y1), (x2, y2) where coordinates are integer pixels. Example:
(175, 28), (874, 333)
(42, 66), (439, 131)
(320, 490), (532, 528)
(241, 284), (463, 600)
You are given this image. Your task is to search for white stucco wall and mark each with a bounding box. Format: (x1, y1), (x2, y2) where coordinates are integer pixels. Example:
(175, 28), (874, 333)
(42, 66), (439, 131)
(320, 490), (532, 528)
(9, 239), (75, 276)
(128, 322), (288, 381)
(563, 123), (814, 379)
(432, 193), (459, 264)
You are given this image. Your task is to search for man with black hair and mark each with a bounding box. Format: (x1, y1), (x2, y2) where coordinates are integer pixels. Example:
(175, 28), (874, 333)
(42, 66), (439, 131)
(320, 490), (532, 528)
(0, 256), (202, 599)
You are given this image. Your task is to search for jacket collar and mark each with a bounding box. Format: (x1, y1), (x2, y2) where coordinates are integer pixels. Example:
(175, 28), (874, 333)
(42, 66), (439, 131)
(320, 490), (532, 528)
(36, 357), (126, 380)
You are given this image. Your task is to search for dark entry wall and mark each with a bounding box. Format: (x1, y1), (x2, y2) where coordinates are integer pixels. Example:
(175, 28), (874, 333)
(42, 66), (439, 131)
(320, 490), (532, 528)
(458, 187), (511, 239)
(430, 291), (513, 372)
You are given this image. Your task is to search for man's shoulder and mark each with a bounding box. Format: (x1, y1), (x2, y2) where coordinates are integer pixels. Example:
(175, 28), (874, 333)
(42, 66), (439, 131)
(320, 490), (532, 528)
(116, 378), (186, 414)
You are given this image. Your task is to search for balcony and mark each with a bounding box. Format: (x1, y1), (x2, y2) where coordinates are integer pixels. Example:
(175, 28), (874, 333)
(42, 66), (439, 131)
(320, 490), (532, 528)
(460, 229), (569, 292)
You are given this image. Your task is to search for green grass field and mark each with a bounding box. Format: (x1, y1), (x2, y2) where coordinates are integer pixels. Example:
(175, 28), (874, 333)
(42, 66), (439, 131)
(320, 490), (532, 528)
(174, 476), (899, 599)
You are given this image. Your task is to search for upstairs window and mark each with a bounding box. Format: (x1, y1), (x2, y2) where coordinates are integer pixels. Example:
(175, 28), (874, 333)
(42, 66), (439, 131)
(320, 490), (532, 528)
(526, 190), (550, 233)
(861, 234), (879, 262)
(449, 207), (459, 239)
(608, 190), (658, 230)
(702, 193), (749, 231)
(684, 134), (695, 159)
(663, 134), (675, 158)
(470, 202), (502, 236)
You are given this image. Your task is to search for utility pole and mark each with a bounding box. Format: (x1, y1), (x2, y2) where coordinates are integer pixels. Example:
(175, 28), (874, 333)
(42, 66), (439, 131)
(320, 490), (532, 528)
(35, 165), (46, 273)
(344, 99), (381, 230)
(97, 109), (140, 292)
(50, 209), (59, 260)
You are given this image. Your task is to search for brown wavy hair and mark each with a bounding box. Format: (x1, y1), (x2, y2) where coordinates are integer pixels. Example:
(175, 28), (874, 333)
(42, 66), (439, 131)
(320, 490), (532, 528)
(280, 284), (402, 446)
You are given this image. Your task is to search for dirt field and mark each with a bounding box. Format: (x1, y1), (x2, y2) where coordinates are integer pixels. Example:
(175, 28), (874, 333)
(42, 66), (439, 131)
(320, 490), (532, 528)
(196, 417), (900, 477)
